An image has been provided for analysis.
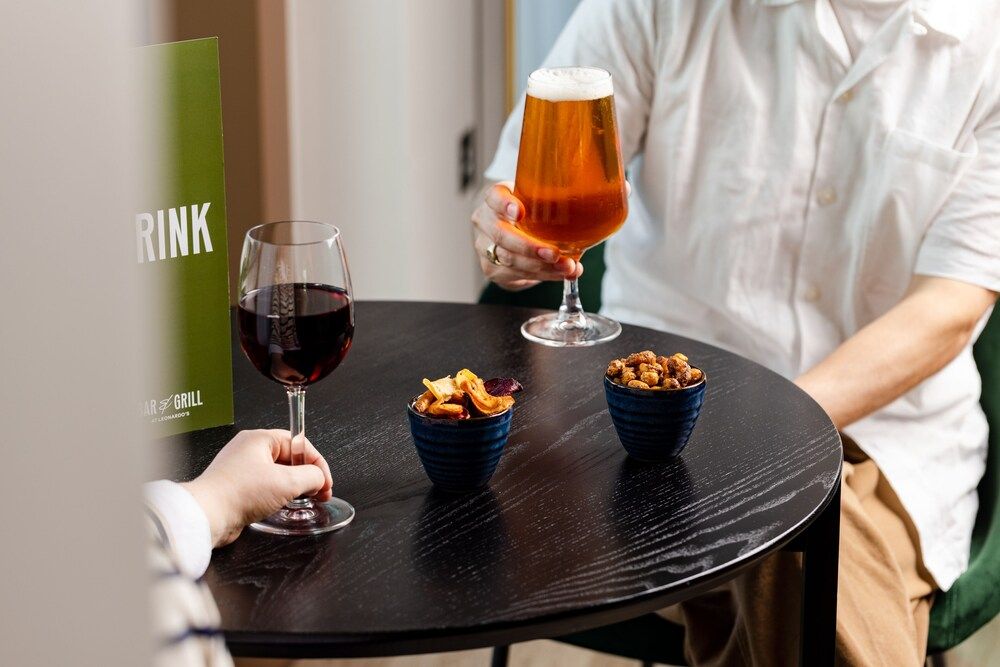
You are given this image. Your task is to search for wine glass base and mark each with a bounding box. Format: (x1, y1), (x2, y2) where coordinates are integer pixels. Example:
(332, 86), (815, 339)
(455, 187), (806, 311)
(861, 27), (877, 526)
(521, 312), (622, 347)
(250, 497), (355, 536)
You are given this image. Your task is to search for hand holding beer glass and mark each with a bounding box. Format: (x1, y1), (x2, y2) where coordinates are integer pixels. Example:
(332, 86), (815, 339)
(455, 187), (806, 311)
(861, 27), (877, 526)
(512, 67), (628, 346)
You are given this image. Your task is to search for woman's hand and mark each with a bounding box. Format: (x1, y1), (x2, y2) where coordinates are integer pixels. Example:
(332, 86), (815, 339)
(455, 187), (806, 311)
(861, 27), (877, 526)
(471, 181), (582, 291)
(182, 429), (333, 548)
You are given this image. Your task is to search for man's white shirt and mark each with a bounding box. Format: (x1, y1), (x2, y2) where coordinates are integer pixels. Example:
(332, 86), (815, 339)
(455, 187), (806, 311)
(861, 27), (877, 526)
(487, 0), (1000, 590)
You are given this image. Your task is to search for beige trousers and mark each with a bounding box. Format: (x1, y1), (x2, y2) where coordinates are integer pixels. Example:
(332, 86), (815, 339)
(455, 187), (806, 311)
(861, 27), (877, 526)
(664, 437), (936, 666)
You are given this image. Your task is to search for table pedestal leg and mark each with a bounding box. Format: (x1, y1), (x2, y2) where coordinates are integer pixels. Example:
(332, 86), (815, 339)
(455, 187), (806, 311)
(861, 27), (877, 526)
(797, 482), (841, 666)
(491, 644), (509, 667)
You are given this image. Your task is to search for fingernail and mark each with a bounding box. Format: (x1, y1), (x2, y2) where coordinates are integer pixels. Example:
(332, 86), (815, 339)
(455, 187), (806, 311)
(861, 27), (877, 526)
(537, 248), (556, 262)
(506, 203), (519, 220)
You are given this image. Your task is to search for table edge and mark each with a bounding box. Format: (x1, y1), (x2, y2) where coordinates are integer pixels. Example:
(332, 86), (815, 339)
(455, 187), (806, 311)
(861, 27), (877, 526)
(224, 459), (844, 658)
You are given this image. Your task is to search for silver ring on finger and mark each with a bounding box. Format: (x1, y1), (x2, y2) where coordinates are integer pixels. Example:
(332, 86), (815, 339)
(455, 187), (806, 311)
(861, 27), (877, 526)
(484, 242), (506, 267)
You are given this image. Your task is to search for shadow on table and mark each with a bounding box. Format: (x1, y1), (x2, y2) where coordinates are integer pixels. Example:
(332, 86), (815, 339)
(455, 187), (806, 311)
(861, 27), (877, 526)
(609, 456), (695, 558)
(411, 489), (511, 587)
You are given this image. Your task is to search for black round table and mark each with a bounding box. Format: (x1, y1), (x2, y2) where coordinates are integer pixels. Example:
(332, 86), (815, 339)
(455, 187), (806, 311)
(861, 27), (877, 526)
(160, 301), (843, 664)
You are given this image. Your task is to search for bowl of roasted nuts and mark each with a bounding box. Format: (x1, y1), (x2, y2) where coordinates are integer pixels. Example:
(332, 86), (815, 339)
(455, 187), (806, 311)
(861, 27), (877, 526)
(604, 351), (706, 462)
(407, 369), (523, 492)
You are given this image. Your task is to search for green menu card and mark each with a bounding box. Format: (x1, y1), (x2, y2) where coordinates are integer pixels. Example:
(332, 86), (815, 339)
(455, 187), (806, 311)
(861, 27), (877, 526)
(138, 38), (234, 436)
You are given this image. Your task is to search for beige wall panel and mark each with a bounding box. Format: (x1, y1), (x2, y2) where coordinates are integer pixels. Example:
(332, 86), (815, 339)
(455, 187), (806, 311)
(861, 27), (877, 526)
(0, 1), (147, 664)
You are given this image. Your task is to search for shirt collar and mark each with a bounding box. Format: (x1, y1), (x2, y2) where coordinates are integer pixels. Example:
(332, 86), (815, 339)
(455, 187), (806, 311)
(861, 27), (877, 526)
(911, 1), (971, 42)
(751, 0), (971, 42)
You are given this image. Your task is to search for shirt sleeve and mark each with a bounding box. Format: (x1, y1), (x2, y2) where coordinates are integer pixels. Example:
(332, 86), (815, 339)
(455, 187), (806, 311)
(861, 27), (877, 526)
(147, 516), (232, 667)
(484, 0), (657, 183)
(914, 107), (1000, 293)
(144, 480), (213, 579)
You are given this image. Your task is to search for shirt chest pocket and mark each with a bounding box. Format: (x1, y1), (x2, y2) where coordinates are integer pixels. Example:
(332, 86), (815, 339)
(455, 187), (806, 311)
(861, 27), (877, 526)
(858, 127), (977, 308)
(871, 127), (976, 222)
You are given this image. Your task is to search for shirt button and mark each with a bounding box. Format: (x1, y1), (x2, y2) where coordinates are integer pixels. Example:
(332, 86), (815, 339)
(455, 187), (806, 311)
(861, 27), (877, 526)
(837, 89), (854, 104)
(802, 284), (821, 302)
(816, 187), (837, 206)
(912, 22), (928, 36)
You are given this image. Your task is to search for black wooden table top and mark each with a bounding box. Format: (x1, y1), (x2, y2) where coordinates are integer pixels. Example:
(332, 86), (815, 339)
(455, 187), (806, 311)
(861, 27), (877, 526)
(159, 301), (842, 658)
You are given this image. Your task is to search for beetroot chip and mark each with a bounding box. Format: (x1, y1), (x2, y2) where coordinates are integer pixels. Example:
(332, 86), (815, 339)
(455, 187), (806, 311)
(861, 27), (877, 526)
(484, 377), (523, 397)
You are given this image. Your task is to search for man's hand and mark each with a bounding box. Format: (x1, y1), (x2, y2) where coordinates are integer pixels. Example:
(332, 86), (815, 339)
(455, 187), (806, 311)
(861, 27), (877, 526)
(181, 429), (333, 548)
(471, 181), (582, 291)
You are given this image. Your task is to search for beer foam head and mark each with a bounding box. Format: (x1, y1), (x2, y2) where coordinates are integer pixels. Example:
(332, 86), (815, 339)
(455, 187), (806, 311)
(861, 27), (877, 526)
(526, 67), (613, 102)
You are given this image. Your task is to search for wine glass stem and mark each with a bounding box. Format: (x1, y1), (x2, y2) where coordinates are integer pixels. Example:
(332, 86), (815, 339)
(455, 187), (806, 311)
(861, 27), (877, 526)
(286, 386), (312, 508)
(557, 277), (588, 330)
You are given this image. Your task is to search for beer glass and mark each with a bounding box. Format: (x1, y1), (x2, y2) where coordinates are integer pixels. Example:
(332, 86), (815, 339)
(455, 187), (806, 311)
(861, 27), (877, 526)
(515, 67), (627, 347)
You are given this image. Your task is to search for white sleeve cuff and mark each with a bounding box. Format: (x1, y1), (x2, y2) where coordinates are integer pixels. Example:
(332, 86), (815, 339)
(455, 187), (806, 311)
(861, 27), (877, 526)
(144, 480), (213, 578)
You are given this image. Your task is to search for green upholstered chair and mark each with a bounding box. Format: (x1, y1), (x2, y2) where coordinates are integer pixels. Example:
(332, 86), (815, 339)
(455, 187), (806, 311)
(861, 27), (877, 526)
(927, 302), (1000, 656)
(480, 244), (1000, 663)
(478, 242), (608, 315)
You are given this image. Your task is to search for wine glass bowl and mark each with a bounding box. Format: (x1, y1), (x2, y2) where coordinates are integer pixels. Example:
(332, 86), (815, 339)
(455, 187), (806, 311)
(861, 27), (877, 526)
(237, 282), (353, 387)
(237, 220), (356, 535)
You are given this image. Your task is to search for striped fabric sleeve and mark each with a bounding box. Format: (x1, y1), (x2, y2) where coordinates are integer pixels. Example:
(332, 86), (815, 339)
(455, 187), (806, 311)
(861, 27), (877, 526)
(146, 509), (233, 667)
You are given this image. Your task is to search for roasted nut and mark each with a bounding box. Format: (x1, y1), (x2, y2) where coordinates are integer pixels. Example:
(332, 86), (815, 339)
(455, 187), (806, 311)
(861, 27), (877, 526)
(612, 351), (700, 390)
(627, 380), (651, 389)
(626, 350), (657, 366)
(665, 356), (688, 374)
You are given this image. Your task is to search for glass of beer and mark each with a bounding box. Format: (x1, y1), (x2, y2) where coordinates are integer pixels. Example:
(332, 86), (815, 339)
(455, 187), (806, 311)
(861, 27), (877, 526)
(515, 67), (627, 347)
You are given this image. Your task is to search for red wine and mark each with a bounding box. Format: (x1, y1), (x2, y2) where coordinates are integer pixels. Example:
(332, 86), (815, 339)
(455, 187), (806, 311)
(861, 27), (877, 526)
(238, 283), (354, 386)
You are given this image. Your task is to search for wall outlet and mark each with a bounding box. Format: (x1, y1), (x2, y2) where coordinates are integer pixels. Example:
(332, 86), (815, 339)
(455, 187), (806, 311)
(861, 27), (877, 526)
(460, 127), (476, 192)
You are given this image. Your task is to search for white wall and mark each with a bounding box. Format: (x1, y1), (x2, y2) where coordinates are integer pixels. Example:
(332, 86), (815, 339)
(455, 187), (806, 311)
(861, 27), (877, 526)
(285, 0), (497, 302)
(513, 0), (581, 98)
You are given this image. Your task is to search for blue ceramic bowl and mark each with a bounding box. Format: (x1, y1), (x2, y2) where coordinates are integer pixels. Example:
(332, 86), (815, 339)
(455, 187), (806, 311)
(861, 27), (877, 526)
(604, 372), (707, 462)
(407, 399), (513, 493)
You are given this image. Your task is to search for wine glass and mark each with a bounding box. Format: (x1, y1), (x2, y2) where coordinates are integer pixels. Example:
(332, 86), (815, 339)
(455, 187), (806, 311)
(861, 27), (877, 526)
(237, 220), (355, 535)
(514, 67), (628, 347)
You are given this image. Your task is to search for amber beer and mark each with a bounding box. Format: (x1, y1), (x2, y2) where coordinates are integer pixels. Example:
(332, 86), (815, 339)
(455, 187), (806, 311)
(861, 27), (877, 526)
(514, 67), (627, 260)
